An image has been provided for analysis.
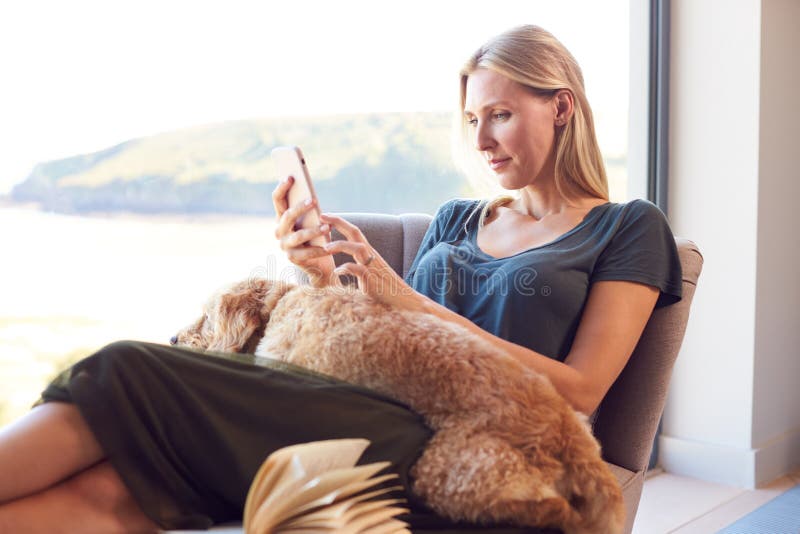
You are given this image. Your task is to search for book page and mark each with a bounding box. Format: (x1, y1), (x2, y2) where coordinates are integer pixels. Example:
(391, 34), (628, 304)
(283, 495), (405, 529)
(244, 439), (371, 532)
(252, 463), (393, 528)
(244, 439), (410, 534)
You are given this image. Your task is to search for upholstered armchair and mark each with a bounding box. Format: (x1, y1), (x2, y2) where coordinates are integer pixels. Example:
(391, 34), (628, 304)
(332, 212), (703, 534)
(186, 211), (702, 534)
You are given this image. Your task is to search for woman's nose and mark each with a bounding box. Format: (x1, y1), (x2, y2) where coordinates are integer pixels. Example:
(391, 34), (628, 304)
(473, 123), (495, 152)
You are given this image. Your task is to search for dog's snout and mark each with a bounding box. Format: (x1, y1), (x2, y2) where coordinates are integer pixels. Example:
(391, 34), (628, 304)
(169, 335), (178, 345)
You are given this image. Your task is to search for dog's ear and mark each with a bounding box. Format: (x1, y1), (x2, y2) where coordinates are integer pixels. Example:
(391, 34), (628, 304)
(260, 279), (292, 322)
(207, 283), (268, 353)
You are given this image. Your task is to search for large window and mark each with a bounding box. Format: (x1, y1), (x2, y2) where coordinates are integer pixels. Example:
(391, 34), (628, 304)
(0, 0), (639, 426)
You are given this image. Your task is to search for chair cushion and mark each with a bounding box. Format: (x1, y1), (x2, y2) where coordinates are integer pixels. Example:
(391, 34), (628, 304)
(607, 462), (645, 534)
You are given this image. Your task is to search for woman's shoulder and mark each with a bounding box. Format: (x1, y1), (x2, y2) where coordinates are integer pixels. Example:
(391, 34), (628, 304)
(431, 198), (483, 233)
(591, 198), (682, 306)
(434, 198), (483, 218)
(603, 198), (664, 218)
(593, 198), (672, 233)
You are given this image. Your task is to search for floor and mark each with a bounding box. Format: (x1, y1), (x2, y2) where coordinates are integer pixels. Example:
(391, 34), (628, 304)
(170, 467), (800, 534)
(632, 467), (800, 533)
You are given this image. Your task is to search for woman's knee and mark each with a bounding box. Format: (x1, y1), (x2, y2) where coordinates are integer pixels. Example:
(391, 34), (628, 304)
(95, 340), (148, 358)
(85, 340), (161, 372)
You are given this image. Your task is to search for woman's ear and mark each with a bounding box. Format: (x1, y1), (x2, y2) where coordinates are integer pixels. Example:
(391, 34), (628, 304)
(554, 89), (574, 126)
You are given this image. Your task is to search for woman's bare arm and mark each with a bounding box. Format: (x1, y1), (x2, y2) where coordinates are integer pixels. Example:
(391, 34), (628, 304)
(315, 214), (660, 415)
(412, 280), (658, 414)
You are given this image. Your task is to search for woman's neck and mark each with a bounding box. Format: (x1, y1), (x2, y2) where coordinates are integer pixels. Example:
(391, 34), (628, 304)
(513, 187), (604, 221)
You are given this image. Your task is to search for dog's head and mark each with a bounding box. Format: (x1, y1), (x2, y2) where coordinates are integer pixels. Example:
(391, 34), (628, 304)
(172, 277), (293, 354)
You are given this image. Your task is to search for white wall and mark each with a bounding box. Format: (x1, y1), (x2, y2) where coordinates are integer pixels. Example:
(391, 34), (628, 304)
(752, 0), (800, 484)
(664, 0), (760, 459)
(662, 0), (800, 488)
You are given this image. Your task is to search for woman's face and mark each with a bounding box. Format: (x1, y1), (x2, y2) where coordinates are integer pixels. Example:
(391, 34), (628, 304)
(464, 68), (559, 191)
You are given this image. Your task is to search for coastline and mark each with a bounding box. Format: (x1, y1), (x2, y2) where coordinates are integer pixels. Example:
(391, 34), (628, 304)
(0, 199), (278, 225)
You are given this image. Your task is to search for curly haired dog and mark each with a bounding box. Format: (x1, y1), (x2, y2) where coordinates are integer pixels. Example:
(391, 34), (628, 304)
(174, 277), (624, 534)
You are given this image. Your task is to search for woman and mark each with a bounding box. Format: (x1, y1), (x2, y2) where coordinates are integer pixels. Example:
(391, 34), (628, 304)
(0, 25), (681, 533)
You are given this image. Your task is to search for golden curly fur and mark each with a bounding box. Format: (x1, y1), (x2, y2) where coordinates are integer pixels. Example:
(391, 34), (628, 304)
(174, 277), (624, 534)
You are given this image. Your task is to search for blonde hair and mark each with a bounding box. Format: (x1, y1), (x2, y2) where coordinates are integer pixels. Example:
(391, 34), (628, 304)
(457, 25), (609, 227)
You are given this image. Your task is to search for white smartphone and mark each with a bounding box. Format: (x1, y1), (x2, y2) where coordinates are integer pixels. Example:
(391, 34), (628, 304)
(271, 145), (330, 247)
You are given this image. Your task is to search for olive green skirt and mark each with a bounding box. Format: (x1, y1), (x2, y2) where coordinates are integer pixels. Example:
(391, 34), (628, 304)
(39, 340), (555, 533)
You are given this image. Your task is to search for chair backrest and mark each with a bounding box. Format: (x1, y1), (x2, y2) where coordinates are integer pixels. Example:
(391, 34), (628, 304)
(592, 239), (703, 471)
(334, 213), (704, 474)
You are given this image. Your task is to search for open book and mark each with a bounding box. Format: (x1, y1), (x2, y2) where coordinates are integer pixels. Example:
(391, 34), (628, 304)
(243, 438), (411, 534)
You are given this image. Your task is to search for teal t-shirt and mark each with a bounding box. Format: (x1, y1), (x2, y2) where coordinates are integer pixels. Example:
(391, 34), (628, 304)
(404, 198), (682, 361)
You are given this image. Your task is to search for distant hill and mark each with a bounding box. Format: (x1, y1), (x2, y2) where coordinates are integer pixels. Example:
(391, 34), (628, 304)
(10, 113), (473, 215)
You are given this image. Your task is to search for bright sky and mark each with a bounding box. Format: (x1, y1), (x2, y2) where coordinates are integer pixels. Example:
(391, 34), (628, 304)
(0, 0), (629, 194)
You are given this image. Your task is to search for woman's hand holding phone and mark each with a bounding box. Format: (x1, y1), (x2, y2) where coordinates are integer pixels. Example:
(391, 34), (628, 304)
(273, 178), (424, 310)
(272, 146), (336, 286)
(271, 145), (424, 309)
(272, 175), (336, 287)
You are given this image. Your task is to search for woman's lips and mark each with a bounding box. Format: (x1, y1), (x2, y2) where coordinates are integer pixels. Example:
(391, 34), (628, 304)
(489, 158), (511, 170)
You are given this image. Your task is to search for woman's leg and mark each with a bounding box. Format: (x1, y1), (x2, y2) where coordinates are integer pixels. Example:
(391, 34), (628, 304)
(0, 403), (155, 532)
(0, 460), (158, 534)
(14, 340), (434, 529)
(0, 402), (103, 503)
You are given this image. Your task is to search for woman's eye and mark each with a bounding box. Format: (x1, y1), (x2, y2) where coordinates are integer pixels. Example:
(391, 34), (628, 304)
(467, 113), (507, 126)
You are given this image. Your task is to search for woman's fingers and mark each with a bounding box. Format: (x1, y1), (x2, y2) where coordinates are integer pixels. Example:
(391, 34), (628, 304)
(271, 176), (294, 216)
(272, 176), (296, 238)
(320, 213), (376, 264)
(270, 177), (337, 286)
(272, 174), (321, 239)
(333, 261), (413, 304)
(279, 223), (330, 251)
(319, 213), (367, 243)
(275, 197), (320, 240)
(317, 214), (422, 310)
(333, 263), (369, 278)
(323, 239), (374, 265)
(285, 244), (331, 264)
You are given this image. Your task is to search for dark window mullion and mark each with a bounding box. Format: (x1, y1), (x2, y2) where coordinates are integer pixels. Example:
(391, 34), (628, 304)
(648, 0), (671, 471)
(648, 0), (671, 213)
